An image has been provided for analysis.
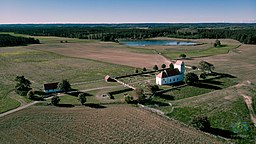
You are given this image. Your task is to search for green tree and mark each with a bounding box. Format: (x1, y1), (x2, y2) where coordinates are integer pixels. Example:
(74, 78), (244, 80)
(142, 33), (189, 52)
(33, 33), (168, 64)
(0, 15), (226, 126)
(124, 94), (134, 104)
(191, 115), (211, 131)
(200, 73), (207, 80)
(153, 65), (158, 71)
(161, 64), (166, 69)
(58, 79), (71, 92)
(15, 75), (32, 96)
(185, 73), (199, 85)
(179, 53), (187, 59)
(27, 90), (35, 99)
(134, 68), (139, 73)
(146, 84), (159, 94)
(169, 63), (174, 70)
(142, 67), (147, 72)
(78, 93), (87, 105)
(51, 95), (60, 106)
(134, 88), (146, 103)
(198, 61), (215, 73)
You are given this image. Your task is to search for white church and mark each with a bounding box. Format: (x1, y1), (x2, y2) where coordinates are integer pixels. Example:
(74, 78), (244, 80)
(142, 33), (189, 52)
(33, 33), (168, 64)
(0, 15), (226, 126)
(156, 61), (185, 85)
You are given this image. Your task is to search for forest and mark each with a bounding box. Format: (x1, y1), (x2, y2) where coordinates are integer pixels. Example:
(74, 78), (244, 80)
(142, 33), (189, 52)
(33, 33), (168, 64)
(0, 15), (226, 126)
(0, 23), (255, 44)
(0, 34), (40, 47)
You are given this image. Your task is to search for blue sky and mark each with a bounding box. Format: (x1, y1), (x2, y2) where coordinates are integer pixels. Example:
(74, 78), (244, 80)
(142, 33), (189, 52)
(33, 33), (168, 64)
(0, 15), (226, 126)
(1, 0), (255, 23)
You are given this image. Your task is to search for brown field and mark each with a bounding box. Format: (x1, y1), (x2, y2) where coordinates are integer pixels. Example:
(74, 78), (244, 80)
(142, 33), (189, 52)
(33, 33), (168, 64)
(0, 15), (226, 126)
(0, 105), (221, 144)
(29, 42), (171, 68)
(184, 44), (256, 83)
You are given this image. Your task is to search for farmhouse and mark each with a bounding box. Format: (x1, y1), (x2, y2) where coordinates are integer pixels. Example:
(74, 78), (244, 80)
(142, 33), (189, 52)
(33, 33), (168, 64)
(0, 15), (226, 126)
(156, 61), (185, 85)
(43, 82), (60, 93)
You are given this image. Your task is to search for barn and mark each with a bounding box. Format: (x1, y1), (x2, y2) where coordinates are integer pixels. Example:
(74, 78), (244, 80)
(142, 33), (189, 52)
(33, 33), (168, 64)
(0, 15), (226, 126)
(43, 82), (60, 93)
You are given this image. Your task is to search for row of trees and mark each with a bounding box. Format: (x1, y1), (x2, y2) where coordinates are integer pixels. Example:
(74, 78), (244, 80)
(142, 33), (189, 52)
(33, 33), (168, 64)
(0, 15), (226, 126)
(0, 34), (40, 47)
(1, 24), (255, 44)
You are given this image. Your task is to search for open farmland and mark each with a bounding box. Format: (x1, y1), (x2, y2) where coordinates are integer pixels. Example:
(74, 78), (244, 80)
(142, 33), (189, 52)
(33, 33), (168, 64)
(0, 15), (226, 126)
(184, 44), (256, 83)
(28, 41), (170, 68)
(0, 105), (222, 144)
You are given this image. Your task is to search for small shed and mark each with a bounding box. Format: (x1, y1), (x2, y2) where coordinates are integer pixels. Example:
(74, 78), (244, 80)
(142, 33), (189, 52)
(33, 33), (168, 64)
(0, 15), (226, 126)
(43, 82), (60, 93)
(105, 75), (115, 82)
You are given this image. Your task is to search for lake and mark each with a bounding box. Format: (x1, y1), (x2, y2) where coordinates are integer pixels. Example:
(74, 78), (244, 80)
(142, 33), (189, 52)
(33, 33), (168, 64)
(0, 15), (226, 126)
(120, 40), (197, 47)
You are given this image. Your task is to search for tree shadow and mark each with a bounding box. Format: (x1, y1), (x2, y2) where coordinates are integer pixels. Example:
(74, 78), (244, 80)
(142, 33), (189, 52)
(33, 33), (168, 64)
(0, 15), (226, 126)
(201, 80), (224, 86)
(194, 83), (221, 90)
(84, 103), (106, 109)
(109, 88), (133, 95)
(66, 91), (93, 97)
(57, 104), (75, 108)
(157, 94), (175, 100)
(145, 100), (170, 107)
(205, 127), (240, 139)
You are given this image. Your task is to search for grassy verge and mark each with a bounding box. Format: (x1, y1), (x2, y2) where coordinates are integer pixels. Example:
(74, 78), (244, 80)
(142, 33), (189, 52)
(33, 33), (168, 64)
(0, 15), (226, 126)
(0, 84), (20, 114)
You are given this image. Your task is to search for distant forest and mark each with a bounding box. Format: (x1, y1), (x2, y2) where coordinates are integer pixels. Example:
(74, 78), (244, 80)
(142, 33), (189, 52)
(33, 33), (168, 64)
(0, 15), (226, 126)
(0, 34), (40, 47)
(0, 23), (255, 44)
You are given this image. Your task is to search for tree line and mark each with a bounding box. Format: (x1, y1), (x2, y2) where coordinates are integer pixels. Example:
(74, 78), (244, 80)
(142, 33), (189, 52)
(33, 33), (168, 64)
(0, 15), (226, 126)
(0, 24), (256, 44)
(0, 34), (40, 47)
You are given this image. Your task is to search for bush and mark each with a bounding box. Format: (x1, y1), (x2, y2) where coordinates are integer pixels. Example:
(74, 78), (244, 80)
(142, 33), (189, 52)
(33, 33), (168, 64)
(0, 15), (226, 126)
(142, 67), (147, 72)
(51, 96), (60, 106)
(179, 53), (186, 59)
(134, 68), (139, 73)
(133, 89), (146, 103)
(161, 64), (166, 69)
(124, 95), (134, 104)
(185, 73), (199, 85)
(146, 84), (159, 94)
(192, 66), (197, 70)
(78, 93), (87, 105)
(191, 115), (211, 131)
(169, 63), (174, 69)
(200, 73), (207, 79)
(153, 65), (159, 71)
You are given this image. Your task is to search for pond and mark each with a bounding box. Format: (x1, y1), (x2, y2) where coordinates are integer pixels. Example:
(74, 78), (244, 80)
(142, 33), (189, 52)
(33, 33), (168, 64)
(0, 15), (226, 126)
(120, 40), (197, 47)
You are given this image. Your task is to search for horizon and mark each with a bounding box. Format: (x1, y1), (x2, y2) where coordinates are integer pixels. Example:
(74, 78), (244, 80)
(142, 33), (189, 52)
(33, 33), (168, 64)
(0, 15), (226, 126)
(1, 0), (256, 24)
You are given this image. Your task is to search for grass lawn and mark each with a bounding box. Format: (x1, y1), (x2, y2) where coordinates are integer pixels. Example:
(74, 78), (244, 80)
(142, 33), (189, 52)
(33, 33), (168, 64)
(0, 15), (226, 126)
(162, 45), (239, 59)
(0, 84), (20, 113)
(0, 44), (134, 113)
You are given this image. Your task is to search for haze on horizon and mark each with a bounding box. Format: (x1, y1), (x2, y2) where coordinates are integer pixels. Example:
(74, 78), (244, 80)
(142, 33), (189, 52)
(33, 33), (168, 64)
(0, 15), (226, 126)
(1, 0), (256, 24)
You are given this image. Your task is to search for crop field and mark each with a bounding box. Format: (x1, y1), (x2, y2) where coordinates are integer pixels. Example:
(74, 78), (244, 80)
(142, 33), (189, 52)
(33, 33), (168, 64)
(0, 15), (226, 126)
(0, 105), (221, 144)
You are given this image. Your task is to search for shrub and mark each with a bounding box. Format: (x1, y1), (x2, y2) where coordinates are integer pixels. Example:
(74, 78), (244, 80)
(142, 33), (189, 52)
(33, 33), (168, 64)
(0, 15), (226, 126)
(169, 63), (174, 69)
(78, 93), (87, 105)
(142, 67), (147, 72)
(191, 115), (211, 131)
(51, 96), (60, 106)
(192, 66), (197, 70)
(124, 95), (134, 104)
(185, 73), (199, 85)
(200, 73), (207, 79)
(135, 68), (139, 73)
(153, 65), (159, 71)
(179, 53), (187, 59)
(161, 64), (166, 69)
(146, 84), (159, 94)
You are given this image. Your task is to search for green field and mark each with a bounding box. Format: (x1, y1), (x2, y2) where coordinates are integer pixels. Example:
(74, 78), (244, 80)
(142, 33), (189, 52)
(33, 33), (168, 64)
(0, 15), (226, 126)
(0, 43), (134, 113)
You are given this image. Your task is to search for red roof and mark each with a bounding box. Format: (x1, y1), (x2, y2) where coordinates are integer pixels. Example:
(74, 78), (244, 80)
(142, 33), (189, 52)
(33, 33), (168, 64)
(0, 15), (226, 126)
(175, 60), (184, 65)
(43, 82), (59, 90)
(156, 68), (180, 78)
